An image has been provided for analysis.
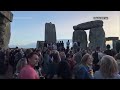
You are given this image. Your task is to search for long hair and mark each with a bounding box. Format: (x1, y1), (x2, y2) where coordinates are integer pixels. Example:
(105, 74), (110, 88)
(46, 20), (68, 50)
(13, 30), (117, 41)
(52, 50), (61, 63)
(99, 55), (119, 78)
(16, 58), (27, 73)
(81, 53), (91, 65)
(59, 51), (66, 61)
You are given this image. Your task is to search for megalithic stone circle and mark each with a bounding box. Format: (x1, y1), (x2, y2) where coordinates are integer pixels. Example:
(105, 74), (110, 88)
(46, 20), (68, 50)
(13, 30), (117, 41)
(73, 20), (105, 51)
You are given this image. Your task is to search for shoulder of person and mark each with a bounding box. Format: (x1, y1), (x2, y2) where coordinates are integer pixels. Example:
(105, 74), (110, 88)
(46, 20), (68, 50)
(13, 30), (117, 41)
(94, 70), (102, 79)
(114, 74), (120, 79)
(94, 70), (100, 75)
(79, 65), (87, 70)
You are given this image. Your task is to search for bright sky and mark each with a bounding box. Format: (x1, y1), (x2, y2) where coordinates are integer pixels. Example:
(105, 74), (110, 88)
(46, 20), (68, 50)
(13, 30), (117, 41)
(9, 11), (120, 46)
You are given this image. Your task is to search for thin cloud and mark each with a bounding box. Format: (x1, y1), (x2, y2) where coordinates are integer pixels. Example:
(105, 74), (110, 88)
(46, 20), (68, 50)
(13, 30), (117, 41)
(13, 17), (33, 20)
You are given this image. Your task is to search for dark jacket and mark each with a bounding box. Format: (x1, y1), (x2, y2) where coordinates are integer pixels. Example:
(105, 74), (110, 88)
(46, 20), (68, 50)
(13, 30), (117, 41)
(57, 60), (72, 79)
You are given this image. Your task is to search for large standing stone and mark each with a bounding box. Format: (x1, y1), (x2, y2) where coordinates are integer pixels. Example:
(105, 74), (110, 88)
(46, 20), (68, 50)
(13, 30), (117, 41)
(72, 30), (87, 50)
(4, 22), (11, 49)
(73, 20), (103, 30)
(105, 37), (119, 51)
(115, 40), (120, 53)
(0, 11), (13, 49)
(73, 20), (106, 51)
(89, 27), (106, 51)
(45, 22), (56, 44)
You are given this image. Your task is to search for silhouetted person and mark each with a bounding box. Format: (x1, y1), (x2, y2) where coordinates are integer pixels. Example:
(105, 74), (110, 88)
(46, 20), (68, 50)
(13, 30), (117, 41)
(61, 41), (64, 48)
(60, 41), (62, 47)
(66, 40), (70, 50)
(92, 47), (104, 72)
(73, 48), (82, 65)
(57, 41), (60, 50)
(77, 41), (80, 47)
(104, 44), (113, 56)
(73, 42), (78, 54)
(44, 41), (47, 47)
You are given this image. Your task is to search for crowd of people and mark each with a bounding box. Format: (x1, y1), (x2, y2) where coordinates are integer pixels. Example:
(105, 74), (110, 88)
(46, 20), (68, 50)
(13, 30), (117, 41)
(0, 40), (120, 79)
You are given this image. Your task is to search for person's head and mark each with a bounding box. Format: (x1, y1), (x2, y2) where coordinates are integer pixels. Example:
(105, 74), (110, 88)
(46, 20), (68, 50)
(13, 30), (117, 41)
(25, 49), (33, 57)
(16, 47), (18, 49)
(36, 49), (41, 55)
(71, 47), (73, 50)
(106, 44), (111, 50)
(68, 40), (69, 42)
(27, 52), (39, 67)
(96, 46), (100, 51)
(99, 55), (119, 78)
(52, 50), (61, 63)
(59, 51), (66, 61)
(66, 53), (73, 60)
(69, 50), (73, 54)
(61, 47), (65, 52)
(46, 49), (51, 55)
(16, 58), (27, 72)
(81, 53), (93, 66)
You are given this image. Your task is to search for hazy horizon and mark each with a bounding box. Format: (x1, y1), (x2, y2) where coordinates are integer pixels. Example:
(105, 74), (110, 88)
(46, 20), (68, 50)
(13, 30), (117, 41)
(9, 39), (113, 49)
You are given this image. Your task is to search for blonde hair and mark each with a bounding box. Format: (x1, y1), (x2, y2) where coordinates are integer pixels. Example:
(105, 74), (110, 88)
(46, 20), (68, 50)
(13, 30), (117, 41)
(99, 55), (119, 78)
(81, 53), (91, 65)
(59, 51), (66, 59)
(16, 58), (27, 73)
(52, 50), (61, 63)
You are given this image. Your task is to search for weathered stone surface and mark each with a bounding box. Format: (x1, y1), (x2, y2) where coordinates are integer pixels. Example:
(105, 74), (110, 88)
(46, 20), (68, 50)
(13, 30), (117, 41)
(0, 16), (8, 48)
(115, 40), (120, 53)
(106, 37), (119, 41)
(113, 40), (117, 51)
(73, 20), (103, 30)
(36, 41), (44, 49)
(105, 37), (119, 51)
(89, 27), (106, 51)
(0, 11), (13, 22)
(4, 22), (11, 49)
(45, 22), (56, 43)
(72, 30), (87, 49)
(0, 11), (13, 49)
